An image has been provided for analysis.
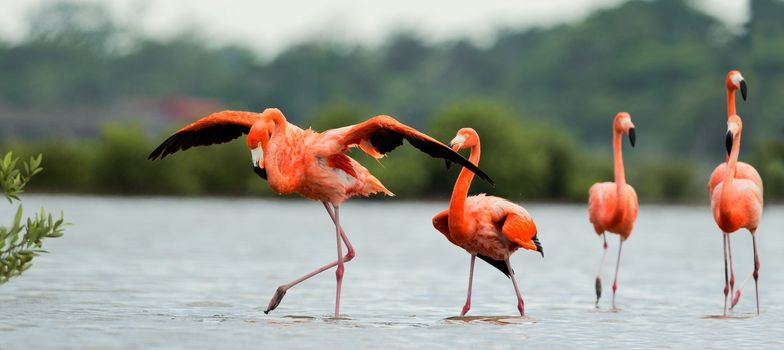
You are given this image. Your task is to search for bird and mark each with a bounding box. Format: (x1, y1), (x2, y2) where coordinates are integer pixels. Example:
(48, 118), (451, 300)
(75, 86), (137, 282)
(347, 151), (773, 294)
(588, 112), (638, 309)
(707, 70), (762, 305)
(148, 108), (494, 317)
(431, 127), (542, 317)
(711, 114), (763, 316)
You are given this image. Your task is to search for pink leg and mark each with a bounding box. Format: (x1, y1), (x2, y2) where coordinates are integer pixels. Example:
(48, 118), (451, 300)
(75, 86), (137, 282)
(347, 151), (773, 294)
(727, 233), (736, 300)
(723, 232), (729, 316)
(460, 255), (476, 316)
(333, 205), (344, 318)
(752, 231), (760, 315)
(505, 259), (525, 316)
(264, 202), (354, 314)
(595, 233), (608, 307)
(611, 239), (624, 310)
(730, 231), (761, 315)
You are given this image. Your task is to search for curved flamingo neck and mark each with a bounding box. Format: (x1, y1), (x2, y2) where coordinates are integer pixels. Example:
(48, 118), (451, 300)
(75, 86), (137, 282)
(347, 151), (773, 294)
(264, 108), (288, 136)
(725, 87), (737, 162)
(721, 130), (741, 202)
(726, 87), (737, 119)
(448, 140), (480, 243)
(612, 128), (626, 197)
(263, 109), (296, 193)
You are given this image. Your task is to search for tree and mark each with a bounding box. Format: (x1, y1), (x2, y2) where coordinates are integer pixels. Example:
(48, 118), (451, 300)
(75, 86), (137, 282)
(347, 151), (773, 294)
(0, 152), (66, 285)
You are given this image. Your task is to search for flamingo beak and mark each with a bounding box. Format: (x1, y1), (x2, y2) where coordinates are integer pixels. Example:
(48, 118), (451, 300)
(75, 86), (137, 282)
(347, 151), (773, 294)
(250, 145), (266, 180)
(725, 130), (733, 156)
(628, 127), (636, 148)
(740, 80), (747, 101)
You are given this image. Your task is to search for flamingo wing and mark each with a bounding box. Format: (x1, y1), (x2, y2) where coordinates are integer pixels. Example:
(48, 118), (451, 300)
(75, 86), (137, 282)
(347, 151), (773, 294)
(500, 213), (543, 257)
(337, 115), (494, 184)
(148, 110), (264, 160)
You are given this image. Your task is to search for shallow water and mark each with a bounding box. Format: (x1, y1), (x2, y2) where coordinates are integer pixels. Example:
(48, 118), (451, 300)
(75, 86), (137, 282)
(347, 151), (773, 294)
(1, 195), (783, 349)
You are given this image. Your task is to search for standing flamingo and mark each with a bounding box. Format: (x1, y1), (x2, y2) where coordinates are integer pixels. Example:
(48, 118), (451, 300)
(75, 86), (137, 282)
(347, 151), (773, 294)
(149, 108), (493, 317)
(707, 70), (762, 306)
(711, 114), (763, 316)
(588, 112), (638, 309)
(431, 128), (542, 317)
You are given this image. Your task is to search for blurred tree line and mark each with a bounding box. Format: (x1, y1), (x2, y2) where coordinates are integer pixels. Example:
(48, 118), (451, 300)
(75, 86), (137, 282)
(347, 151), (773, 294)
(1, 0), (783, 202)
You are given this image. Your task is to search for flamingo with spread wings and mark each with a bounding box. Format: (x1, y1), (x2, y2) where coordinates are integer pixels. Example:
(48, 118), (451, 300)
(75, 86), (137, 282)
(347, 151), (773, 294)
(149, 108), (493, 317)
(432, 128), (542, 317)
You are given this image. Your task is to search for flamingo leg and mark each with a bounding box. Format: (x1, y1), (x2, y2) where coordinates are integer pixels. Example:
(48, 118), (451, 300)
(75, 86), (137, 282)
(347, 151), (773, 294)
(333, 205), (344, 318)
(460, 255), (476, 316)
(595, 233), (608, 307)
(505, 259), (525, 316)
(730, 231), (761, 315)
(727, 232), (736, 300)
(264, 202), (354, 315)
(752, 230), (760, 315)
(723, 232), (729, 316)
(611, 239), (624, 310)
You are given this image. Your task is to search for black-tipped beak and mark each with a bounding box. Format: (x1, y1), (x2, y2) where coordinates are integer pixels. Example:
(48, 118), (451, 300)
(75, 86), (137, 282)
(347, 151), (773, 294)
(628, 127), (636, 148)
(532, 234), (543, 257)
(740, 80), (747, 101)
(252, 165), (268, 180)
(725, 131), (733, 156)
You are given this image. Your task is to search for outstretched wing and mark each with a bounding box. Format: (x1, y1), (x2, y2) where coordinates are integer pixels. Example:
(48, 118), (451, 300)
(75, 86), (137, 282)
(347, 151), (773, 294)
(500, 213), (542, 257)
(336, 115), (494, 184)
(148, 110), (264, 160)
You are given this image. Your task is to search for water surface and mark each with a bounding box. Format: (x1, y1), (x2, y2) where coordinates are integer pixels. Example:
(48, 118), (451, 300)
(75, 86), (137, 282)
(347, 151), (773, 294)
(2, 196), (782, 349)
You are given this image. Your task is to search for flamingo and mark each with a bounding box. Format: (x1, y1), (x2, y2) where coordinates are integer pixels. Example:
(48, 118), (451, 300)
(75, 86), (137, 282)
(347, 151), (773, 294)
(588, 112), (638, 309)
(148, 108), (493, 317)
(431, 128), (542, 317)
(707, 70), (762, 306)
(711, 114), (763, 316)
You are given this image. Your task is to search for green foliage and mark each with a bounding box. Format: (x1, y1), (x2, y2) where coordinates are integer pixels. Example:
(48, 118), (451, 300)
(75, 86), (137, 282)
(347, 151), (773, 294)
(3, 0), (784, 202)
(754, 139), (784, 200)
(0, 152), (66, 285)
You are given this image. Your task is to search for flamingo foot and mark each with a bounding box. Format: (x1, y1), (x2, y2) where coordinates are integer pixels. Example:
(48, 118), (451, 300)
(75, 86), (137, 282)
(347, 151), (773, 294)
(595, 277), (602, 308)
(264, 286), (288, 314)
(460, 302), (471, 317)
(730, 289), (741, 309)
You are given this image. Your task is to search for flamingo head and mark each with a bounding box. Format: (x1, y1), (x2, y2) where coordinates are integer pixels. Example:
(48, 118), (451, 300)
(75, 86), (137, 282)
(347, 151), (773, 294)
(726, 114), (743, 156)
(449, 128), (479, 152)
(726, 70), (747, 101)
(247, 120), (272, 179)
(614, 112), (636, 147)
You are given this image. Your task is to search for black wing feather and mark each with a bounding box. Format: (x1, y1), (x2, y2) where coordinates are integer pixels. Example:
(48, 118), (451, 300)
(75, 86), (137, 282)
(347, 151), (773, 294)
(477, 254), (511, 278)
(366, 128), (493, 185)
(148, 123), (250, 160)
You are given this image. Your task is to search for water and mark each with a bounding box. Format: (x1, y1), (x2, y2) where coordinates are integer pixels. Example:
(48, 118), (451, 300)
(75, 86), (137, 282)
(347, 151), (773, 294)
(1, 195), (783, 349)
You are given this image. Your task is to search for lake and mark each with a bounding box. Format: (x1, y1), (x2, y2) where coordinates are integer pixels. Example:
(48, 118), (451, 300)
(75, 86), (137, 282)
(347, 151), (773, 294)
(1, 195), (783, 349)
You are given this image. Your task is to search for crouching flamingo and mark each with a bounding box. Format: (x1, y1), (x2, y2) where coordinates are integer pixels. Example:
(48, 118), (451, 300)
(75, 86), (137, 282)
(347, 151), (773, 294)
(711, 114), (763, 316)
(149, 108), (493, 317)
(588, 112), (638, 309)
(432, 128), (542, 317)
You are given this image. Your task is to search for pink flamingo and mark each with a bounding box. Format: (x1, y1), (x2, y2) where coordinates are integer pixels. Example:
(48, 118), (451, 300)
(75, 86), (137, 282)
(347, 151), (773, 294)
(149, 108), (493, 317)
(711, 114), (763, 315)
(432, 128), (542, 317)
(588, 112), (638, 309)
(707, 70), (762, 305)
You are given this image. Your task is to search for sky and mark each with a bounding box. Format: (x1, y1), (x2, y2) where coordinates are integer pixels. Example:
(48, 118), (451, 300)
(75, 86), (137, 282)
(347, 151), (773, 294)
(0, 0), (749, 56)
